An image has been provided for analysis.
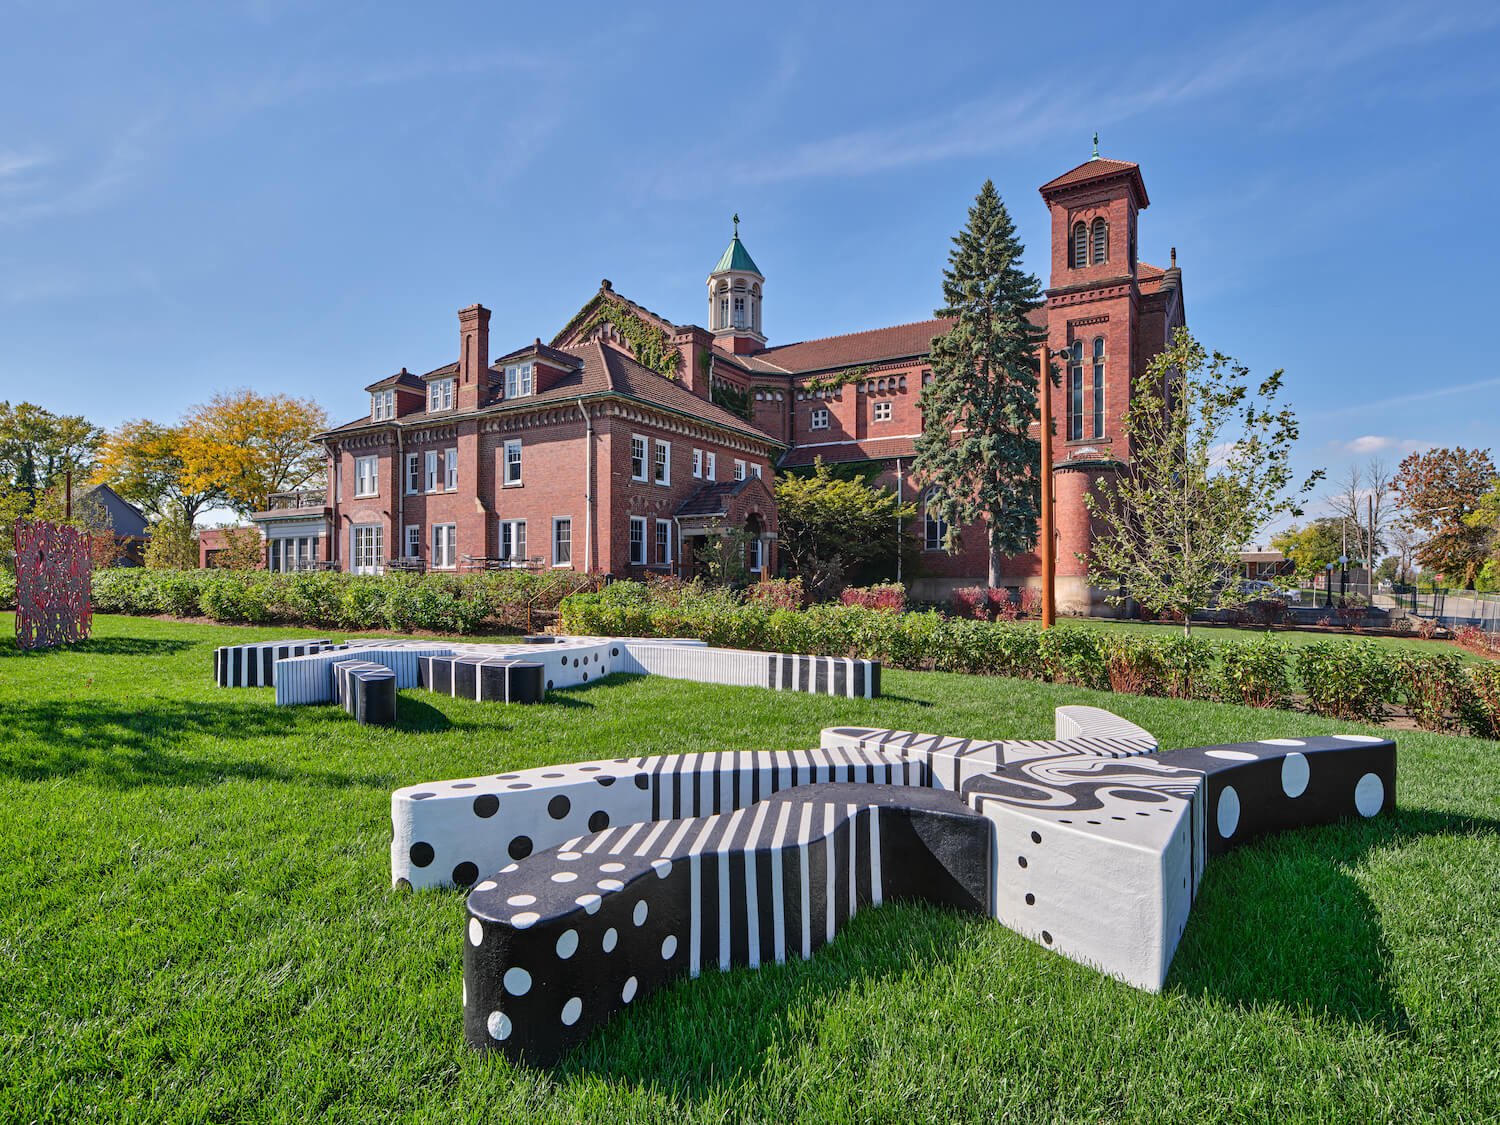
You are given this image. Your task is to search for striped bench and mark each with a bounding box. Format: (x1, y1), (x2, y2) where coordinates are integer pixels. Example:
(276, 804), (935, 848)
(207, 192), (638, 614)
(214, 640), (337, 687)
(464, 781), (987, 1065)
(333, 660), (397, 727)
(419, 655), (546, 704)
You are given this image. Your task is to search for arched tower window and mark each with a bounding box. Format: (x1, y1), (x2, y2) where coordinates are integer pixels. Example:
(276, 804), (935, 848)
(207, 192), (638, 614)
(1071, 221), (1087, 269)
(1091, 218), (1108, 265)
(1067, 340), (1084, 441)
(1091, 336), (1106, 439)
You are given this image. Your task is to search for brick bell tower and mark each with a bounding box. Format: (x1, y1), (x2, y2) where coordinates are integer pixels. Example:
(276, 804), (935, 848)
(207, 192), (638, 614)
(1037, 137), (1151, 614)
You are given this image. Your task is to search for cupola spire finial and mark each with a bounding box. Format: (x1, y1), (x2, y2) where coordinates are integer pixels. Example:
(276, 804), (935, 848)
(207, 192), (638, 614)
(1091, 131), (1099, 159)
(732, 212), (740, 237)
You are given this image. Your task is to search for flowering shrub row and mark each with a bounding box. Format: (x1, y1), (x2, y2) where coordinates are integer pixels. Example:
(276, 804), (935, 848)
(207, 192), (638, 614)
(83, 568), (598, 633)
(558, 580), (1500, 739)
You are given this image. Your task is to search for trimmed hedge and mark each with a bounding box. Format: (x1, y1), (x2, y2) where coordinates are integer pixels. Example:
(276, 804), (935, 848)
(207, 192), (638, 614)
(558, 580), (1500, 738)
(83, 568), (597, 632)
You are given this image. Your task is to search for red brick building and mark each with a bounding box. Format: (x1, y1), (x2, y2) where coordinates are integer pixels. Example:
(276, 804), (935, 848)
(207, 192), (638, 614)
(261, 150), (1184, 608)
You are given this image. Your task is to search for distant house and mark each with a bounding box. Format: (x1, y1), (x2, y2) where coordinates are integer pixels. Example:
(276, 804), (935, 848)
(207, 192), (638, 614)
(82, 484), (150, 567)
(198, 526), (265, 569)
(1238, 548), (1295, 582)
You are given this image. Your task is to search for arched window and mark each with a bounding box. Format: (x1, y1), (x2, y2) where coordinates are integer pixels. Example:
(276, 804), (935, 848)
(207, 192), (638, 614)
(1091, 217), (1108, 265)
(1091, 336), (1106, 439)
(1068, 340), (1084, 441)
(1071, 222), (1087, 268)
(923, 494), (949, 552)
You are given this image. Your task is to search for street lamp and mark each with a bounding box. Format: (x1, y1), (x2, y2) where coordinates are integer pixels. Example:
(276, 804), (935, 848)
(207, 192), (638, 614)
(1324, 562), (1335, 609)
(1339, 554), (1349, 607)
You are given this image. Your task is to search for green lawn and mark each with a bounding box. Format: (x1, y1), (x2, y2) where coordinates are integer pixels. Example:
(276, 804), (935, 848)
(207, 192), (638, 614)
(1, 615), (1497, 1123)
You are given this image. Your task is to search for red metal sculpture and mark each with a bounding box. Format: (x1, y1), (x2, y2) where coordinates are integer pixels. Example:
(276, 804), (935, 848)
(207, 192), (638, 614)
(14, 519), (92, 650)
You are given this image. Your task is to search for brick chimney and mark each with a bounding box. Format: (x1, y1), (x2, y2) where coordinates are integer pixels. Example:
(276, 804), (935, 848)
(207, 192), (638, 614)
(457, 304), (491, 411)
(671, 324), (715, 401)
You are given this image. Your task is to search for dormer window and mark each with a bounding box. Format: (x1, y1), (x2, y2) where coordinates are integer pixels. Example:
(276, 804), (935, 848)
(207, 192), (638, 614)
(505, 361), (534, 399)
(428, 378), (454, 412)
(371, 390), (395, 421)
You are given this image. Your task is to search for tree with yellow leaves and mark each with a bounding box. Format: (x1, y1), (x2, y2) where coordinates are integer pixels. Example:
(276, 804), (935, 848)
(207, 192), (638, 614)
(178, 390), (329, 515)
(94, 419), (224, 525)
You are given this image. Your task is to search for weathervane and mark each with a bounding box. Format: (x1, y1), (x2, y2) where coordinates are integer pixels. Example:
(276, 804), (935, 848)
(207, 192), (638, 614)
(1092, 132), (1099, 159)
(732, 212), (740, 237)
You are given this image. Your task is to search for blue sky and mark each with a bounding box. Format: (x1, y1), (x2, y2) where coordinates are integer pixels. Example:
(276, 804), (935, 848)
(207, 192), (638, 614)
(2, 1), (1497, 529)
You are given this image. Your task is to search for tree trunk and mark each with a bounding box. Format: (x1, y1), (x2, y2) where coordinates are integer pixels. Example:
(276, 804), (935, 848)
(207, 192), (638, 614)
(988, 540), (1002, 589)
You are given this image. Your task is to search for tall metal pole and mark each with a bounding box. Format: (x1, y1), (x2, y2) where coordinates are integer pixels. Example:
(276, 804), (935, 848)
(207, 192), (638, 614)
(1039, 343), (1056, 628)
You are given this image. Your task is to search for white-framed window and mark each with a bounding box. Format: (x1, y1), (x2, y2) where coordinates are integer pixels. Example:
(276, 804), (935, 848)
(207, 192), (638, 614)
(503, 439), (522, 486)
(704, 452), (716, 481)
(552, 518), (572, 567)
(810, 407), (829, 430)
(428, 377), (454, 412)
(354, 455), (379, 498)
(750, 536), (763, 573)
(371, 389), (395, 421)
(655, 519), (672, 566)
(752, 463), (762, 478)
(653, 440), (670, 485)
(431, 523), (457, 569)
(631, 435), (647, 481)
(733, 295), (746, 328)
(444, 447), (458, 491)
(405, 452), (420, 494)
(425, 450), (440, 493)
(351, 524), (383, 574)
(629, 516), (647, 566)
(873, 400), (893, 423)
(498, 519), (526, 563)
(504, 361), (534, 399)
(692, 449), (704, 479)
(924, 501), (949, 552)
(733, 459), (746, 482)
(404, 524), (421, 559)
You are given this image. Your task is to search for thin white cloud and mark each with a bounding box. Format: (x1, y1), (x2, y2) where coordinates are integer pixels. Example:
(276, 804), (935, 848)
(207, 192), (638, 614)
(1325, 377), (1500, 417)
(1344, 435), (1394, 454)
(0, 151), (49, 181)
(645, 1), (1500, 193)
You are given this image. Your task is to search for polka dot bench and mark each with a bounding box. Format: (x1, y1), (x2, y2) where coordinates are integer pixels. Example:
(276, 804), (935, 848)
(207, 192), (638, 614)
(412, 717), (1394, 1065)
(332, 659), (398, 727)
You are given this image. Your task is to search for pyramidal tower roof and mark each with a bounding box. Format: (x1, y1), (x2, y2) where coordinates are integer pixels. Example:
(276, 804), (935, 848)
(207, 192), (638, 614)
(711, 214), (762, 277)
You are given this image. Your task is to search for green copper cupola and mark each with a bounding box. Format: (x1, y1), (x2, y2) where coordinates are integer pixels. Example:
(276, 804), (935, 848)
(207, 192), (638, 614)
(707, 213), (766, 351)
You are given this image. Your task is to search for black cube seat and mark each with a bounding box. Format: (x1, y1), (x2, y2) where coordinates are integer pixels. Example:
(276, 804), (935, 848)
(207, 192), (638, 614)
(332, 659), (397, 726)
(419, 655), (546, 704)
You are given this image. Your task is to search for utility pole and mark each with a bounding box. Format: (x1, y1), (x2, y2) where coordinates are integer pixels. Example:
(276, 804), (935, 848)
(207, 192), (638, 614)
(1038, 343), (1056, 628)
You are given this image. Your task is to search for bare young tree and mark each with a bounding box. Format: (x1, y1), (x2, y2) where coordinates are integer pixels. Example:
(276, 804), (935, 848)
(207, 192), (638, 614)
(1326, 458), (1395, 574)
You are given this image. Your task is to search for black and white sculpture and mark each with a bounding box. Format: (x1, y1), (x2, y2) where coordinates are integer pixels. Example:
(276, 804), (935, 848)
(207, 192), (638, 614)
(212, 635), (881, 720)
(393, 706), (1396, 1066)
(332, 659), (398, 727)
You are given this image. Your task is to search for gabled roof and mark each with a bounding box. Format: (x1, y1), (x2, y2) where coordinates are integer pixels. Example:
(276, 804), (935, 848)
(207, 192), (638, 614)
(551, 281), (680, 350)
(711, 235), (762, 278)
(495, 339), (585, 369)
(676, 478), (757, 518)
(364, 368), (426, 393)
(1039, 157), (1149, 209)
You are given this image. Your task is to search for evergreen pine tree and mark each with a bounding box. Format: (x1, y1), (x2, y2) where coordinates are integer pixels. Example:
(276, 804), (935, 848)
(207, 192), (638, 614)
(913, 180), (1046, 587)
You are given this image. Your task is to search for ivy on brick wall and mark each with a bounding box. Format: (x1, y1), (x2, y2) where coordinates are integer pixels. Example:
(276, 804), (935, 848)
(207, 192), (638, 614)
(710, 377), (753, 420)
(575, 299), (682, 378)
(801, 364), (872, 396)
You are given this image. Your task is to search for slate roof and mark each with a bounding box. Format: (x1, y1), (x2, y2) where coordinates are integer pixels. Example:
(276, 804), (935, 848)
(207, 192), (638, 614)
(323, 340), (780, 447)
(364, 368), (427, 393)
(779, 435), (922, 468)
(676, 478), (757, 518)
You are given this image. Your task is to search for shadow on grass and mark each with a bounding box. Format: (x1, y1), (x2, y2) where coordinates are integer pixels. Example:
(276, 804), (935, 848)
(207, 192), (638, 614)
(395, 696), (453, 733)
(560, 900), (957, 1095)
(0, 634), (195, 659)
(0, 698), (388, 790)
(1170, 805), (1500, 1031)
(554, 805), (1495, 1098)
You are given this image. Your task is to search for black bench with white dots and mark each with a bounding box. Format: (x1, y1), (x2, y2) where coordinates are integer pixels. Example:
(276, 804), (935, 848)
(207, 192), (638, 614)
(332, 659), (397, 727)
(451, 728), (1395, 1065)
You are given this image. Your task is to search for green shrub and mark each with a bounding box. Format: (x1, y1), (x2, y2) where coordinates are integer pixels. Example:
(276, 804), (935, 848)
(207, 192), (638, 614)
(1395, 651), (1466, 732)
(1102, 634), (1169, 696)
(1296, 641), (1399, 722)
(1458, 663), (1500, 740)
(0, 569), (14, 610)
(1218, 634), (1292, 708)
(1038, 627), (1107, 690)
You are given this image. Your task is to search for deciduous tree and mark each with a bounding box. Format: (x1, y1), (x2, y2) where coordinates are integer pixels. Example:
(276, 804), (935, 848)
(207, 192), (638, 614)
(94, 419), (224, 525)
(774, 460), (916, 599)
(179, 391), (328, 516)
(1393, 446), (1494, 587)
(1271, 517), (1345, 582)
(1084, 328), (1321, 636)
(914, 180), (1045, 587)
